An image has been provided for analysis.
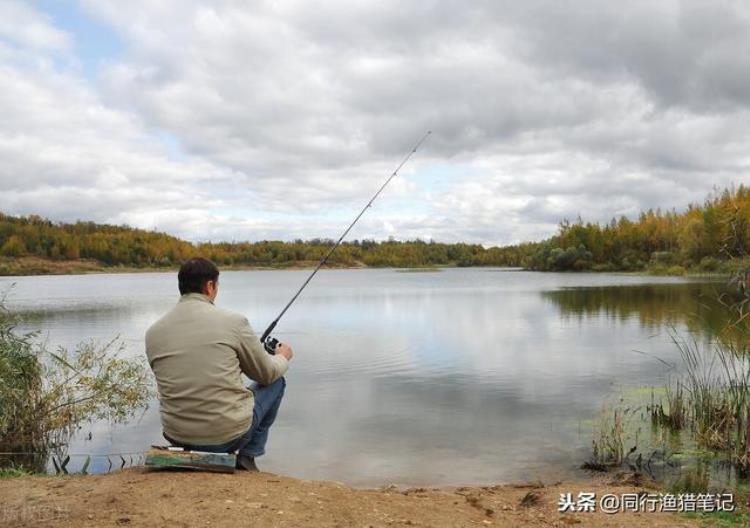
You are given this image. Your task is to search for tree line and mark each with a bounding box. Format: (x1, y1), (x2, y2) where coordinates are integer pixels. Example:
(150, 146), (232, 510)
(2, 184), (749, 273)
(0, 214), (526, 269)
(526, 185), (750, 272)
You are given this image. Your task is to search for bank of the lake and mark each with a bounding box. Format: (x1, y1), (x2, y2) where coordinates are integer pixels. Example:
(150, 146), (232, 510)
(0, 469), (729, 528)
(0, 254), (730, 278)
(0, 256), (373, 276)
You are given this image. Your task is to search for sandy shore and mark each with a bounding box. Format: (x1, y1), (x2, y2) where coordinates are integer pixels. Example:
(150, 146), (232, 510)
(0, 468), (721, 527)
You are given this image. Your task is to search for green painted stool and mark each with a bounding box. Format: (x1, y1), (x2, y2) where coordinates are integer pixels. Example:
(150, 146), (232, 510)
(145, 446), (236, 474)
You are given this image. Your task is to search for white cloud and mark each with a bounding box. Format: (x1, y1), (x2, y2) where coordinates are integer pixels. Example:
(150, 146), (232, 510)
(0, 2), (71, 53)
(1, 1), (750, 245)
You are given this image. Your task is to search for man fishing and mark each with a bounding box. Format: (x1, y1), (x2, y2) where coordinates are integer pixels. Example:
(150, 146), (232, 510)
(145, 257), (293, 471)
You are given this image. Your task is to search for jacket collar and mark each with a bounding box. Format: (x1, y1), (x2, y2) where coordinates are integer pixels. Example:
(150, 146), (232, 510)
(179, 293), (214, 305)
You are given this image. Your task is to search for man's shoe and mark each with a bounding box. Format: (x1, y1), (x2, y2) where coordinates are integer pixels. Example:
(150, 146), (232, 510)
(235, 454), (259, 472)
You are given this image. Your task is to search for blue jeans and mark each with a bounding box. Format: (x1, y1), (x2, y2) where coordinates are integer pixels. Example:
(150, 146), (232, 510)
(167, 376), (286, 457)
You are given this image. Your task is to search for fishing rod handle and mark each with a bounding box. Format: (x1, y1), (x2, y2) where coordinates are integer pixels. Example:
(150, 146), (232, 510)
(261, 320), (278, 354)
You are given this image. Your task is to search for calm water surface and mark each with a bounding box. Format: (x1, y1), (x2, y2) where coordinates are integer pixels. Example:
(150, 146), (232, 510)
(0, 269), (722, 486)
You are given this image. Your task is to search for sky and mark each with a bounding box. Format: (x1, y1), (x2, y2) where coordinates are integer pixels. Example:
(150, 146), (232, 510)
(1, 1), (749, 246)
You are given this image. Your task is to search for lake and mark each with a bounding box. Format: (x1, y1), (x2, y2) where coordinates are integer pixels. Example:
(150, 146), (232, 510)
(0, 269), (724, 486)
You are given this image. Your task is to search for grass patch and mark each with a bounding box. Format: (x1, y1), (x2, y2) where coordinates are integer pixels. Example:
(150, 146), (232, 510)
(0, 466), (33, 479)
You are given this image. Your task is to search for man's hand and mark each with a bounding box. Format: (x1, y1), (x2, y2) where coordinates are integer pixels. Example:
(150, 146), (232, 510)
(276, 342), (294, 361)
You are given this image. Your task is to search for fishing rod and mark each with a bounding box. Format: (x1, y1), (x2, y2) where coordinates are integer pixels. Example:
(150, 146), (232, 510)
(260, 130), (432, 353)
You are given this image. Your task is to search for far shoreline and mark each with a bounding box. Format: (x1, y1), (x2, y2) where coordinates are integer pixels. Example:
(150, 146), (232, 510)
(0, 256), (504, 277)
(0, 256), (726, 279)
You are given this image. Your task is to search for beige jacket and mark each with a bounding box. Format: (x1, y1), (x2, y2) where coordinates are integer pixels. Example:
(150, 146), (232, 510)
(145, 293), (288, 445)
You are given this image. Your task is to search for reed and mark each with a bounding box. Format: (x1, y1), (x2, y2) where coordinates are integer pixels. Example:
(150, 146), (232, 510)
(0, 290), (154, 472)
(639, 299), (750, 473)
(588, 406), (634, 470)
(650, 383), (687, 430)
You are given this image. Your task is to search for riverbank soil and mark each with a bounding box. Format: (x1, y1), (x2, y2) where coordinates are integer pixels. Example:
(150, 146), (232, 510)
(0, 256), (104, 275)
(0, 256), (367, 276)
(0, 468), (727, 527)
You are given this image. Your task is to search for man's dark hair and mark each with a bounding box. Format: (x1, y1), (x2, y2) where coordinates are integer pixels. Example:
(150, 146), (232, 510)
(178, 257), (220, 295)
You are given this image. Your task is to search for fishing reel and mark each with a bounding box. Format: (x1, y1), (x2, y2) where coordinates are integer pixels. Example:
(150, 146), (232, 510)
(263, 335), (279, 355)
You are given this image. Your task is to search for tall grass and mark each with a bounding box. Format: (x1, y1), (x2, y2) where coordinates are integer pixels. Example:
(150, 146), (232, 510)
(587, 406), (647, 471)
(646, 304), (750, 472)
(0, 290), (154, 472)
(0, 291), (47, 470)
(590, 407), (625, 468)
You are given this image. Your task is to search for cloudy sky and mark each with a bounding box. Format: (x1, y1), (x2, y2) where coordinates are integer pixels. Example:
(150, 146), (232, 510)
(1, 1), (749, 246)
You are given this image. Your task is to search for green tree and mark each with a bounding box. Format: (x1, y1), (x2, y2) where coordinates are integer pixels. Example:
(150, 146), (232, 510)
(0, 236), (26, 257)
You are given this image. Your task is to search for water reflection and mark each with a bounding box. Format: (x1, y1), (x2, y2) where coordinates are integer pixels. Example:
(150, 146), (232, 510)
(542, 281), (729, 334)
(0, 270), (725, 486)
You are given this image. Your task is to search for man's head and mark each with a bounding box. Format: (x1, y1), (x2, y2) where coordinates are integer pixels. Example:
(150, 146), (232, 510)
(178, 257), (220, 301)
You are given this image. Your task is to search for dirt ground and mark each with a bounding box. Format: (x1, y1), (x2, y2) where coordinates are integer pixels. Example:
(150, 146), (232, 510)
(1, 468), (735, 527)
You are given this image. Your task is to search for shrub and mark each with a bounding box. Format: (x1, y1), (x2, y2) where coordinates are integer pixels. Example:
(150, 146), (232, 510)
(697, 256), (720, 272)
(648, 263), (669, 275)
(0, 292), (153, 471)
(592, 263), (616, 272)
(667, 265), (687, 276)
(651, 251), (677, 266)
